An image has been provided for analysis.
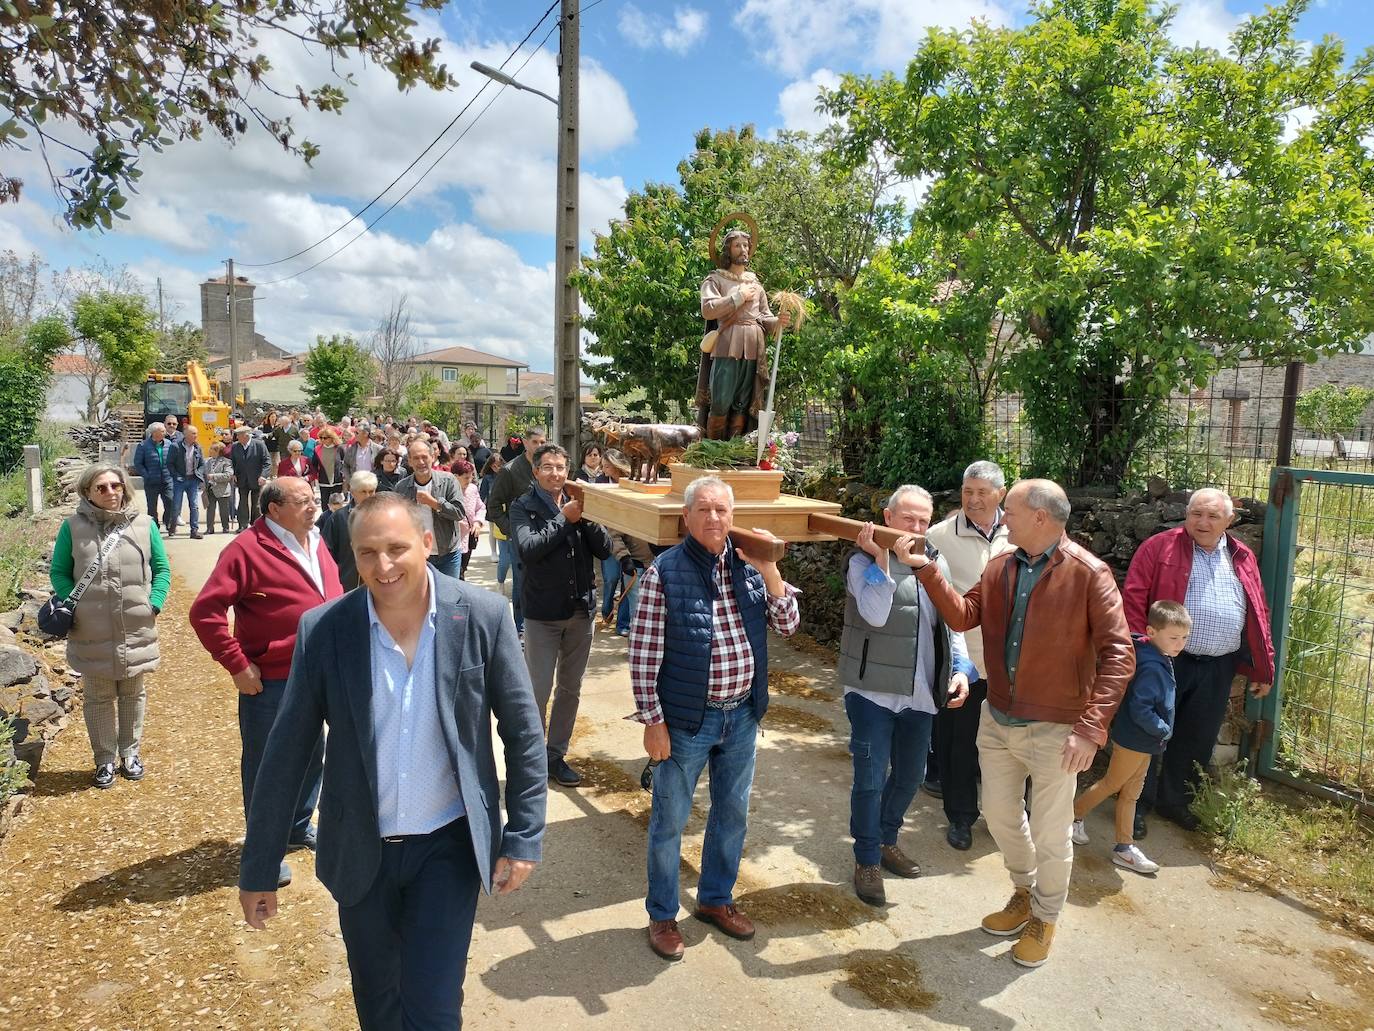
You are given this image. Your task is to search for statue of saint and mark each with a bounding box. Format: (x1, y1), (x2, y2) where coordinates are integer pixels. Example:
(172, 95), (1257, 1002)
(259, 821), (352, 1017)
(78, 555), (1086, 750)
(696, 220), (790, 439)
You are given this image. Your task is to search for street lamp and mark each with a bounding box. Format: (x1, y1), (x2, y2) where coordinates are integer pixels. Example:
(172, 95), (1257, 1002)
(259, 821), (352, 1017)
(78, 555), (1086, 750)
(468, 7), (581, 455)
(469, 61), (557, 107)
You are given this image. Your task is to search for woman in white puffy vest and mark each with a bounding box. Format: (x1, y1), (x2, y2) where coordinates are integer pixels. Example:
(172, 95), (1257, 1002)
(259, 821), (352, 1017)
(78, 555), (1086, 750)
(49, 464), (170, 789)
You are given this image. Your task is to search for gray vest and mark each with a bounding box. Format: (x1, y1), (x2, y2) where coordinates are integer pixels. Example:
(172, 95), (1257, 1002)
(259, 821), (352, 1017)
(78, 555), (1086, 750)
(66, 504), (160, 680)
(839, 550), (954, 704)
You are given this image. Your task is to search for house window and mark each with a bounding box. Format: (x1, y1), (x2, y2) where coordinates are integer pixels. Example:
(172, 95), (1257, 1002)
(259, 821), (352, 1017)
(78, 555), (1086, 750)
(441, 367), (457, 382)
(506, 369), (518, 394)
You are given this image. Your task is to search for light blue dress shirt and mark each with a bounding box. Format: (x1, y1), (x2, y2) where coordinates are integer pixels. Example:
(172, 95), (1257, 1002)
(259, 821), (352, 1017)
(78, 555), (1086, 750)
(1183, 538), (1247, 657)
(366, 568), (465, 837)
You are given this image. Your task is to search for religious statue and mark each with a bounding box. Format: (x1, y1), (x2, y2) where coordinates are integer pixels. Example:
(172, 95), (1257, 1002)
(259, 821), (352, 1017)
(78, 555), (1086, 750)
(695, 213), (791, 439)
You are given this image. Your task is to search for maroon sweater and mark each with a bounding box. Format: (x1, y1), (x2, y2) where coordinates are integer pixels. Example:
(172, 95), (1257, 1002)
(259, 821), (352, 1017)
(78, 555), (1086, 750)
(190, 519), (344, 680)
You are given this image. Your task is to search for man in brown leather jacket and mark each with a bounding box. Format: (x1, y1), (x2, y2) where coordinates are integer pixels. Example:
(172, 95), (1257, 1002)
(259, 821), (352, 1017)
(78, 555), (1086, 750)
(900, 479), (1133, 969)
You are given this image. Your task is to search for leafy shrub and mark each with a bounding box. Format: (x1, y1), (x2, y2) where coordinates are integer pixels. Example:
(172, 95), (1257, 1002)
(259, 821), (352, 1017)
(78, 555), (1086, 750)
(0, 710), (30, 805)
(1190, 761), (1262, 840)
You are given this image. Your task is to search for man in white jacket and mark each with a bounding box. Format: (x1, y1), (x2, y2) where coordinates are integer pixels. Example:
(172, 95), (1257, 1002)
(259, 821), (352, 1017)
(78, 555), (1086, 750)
(925, 461), (1014, 851)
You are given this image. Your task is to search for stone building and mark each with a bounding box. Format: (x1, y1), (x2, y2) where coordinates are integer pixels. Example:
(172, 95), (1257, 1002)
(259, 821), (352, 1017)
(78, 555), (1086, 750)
(199, 275), (291, 366)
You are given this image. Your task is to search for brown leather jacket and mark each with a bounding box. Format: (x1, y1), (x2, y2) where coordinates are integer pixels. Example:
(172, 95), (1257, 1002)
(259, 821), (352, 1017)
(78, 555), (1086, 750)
(915, 533), (1134, 745)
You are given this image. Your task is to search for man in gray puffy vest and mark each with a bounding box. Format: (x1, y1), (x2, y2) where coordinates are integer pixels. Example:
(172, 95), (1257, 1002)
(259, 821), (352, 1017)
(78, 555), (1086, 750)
(839, 484), (975, 907)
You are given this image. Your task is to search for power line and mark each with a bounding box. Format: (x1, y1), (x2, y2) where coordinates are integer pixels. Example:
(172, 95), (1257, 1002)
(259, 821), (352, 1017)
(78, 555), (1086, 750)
(236, 0), (561, 269)
(255, 13), (567, 289)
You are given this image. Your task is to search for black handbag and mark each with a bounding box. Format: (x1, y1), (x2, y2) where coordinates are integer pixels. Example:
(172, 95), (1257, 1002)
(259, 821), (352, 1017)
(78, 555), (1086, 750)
(37, 523), (130, 639)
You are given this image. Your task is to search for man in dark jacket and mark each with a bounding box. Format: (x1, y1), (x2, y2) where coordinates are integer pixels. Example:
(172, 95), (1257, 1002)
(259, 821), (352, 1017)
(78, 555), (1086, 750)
(511, 442), (612, 788)
(321, 472), (377, 590)
(133, 422), (174, 532)
(487, 427), (544, 633)
(168, 423), (206, 538)
(627, 476), (799, 962)
(230, 424), (272, 532)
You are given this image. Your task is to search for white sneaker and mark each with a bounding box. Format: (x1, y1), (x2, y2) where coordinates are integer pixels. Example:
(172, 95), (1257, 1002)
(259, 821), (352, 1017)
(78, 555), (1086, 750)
(1112, 844), (1159, 875)
(1071, 819), (1089, 845)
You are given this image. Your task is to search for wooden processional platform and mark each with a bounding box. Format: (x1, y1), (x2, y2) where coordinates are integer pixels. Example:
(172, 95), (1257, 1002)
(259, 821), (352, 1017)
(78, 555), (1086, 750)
(576, 481), (845, 547)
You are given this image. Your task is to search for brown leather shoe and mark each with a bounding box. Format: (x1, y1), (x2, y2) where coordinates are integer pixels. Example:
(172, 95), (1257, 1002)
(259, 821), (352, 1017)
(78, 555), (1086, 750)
(854, 862), (885, 906)
(648, 919), (684, 961)
(880, 843), (921, 878)
(693, 902), (756, 941)
(706, 415), (728, 440)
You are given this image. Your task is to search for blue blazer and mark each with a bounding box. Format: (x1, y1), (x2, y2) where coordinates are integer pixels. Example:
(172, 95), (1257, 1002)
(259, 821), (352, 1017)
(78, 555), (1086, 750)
(167, 440), (205, 482)
(238, 574), (548, 904)
(133, 438), (170, 485)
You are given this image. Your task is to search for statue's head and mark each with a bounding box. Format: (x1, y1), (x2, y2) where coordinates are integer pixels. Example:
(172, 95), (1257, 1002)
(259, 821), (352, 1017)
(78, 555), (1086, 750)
(718, 229), (751, 269)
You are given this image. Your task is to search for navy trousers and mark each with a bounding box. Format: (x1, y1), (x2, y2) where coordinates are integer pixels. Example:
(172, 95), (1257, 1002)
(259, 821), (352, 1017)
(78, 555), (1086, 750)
(238, 677), (322, 842)
(143, 479), (173, 530)
(1140, 650), (1239, 814)
(338, 818), (482, 1031)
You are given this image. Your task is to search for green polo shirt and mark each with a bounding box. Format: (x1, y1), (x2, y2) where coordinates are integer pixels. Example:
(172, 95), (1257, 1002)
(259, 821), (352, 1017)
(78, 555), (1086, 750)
(989, 541), (1057, 728)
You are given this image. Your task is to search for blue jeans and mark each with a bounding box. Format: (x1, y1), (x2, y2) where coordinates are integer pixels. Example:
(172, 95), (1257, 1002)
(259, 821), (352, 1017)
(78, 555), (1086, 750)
(646, 703), (758, 921)
(170, 477), (200, 533)
(616, 570), (640, 635)
(845, 692), (934, 865)
(143, 479), (173, 529)
(600, 556), (621, 619)
(511, 552), (525, 633)
(495, 537), (513, 586)
(428, 551), (461, 579)
(239, 677), (322, 843)
(338, 818), (480, 1030)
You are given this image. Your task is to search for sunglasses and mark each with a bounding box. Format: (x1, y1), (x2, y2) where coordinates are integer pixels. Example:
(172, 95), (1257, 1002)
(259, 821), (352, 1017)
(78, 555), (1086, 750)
(92, 483), (124, 494)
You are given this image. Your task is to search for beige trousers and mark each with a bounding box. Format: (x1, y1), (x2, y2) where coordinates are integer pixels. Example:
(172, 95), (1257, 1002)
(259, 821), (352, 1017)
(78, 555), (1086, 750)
(976, 702), (1076, 923)
(82, 674), (146, 767)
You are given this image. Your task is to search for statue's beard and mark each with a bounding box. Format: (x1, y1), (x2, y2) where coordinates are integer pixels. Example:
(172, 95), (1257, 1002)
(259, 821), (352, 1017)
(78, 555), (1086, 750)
(731, 253), (751, 268)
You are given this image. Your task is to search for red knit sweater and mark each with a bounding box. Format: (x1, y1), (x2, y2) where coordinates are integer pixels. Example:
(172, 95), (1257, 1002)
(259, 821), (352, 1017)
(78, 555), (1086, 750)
(190, 519), (344, 680)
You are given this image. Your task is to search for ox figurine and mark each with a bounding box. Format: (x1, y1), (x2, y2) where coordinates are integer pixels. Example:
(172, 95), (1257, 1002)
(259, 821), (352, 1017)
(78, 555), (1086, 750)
(586, 414), (701, 484)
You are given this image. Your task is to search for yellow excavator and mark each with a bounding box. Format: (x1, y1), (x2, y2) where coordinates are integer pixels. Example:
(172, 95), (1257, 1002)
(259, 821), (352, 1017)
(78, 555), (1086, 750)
(117, 362), (237, 462)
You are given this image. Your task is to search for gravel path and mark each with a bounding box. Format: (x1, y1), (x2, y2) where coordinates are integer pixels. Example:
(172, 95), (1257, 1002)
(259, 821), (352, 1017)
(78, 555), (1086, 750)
(2, 536), (1372, 1030)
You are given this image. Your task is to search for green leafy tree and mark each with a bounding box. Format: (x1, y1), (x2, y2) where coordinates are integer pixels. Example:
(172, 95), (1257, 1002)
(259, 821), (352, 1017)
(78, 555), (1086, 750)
(303, 334), (373, 421)
(71, 292), (159, 390)
(1295, 383), (1374, 459)
(158, 321), (209, 373)
(1, 1), (457, 229)
(402, 369), (483, 429)
(0, 314), (69, 471)
(825, 0), (1374, 485)
(576, 127), (905, 421)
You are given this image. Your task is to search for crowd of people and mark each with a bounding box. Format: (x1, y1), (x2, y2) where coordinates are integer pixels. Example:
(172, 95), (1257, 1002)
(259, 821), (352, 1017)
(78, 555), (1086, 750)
(45, 412), (1276, 1027)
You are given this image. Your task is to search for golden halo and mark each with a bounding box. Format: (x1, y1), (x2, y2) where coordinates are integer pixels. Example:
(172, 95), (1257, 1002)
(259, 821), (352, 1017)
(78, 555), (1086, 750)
(708, 211), (760, 266)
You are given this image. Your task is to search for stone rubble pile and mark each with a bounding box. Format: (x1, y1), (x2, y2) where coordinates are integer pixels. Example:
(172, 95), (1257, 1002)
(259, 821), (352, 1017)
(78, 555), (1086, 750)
(66, 416), (126, 460)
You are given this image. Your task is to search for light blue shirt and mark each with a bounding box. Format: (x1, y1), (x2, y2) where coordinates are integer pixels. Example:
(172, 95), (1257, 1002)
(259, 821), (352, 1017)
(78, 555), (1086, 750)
(844, 552), (970, 715)
(367, 568), (465, 837)
(1183, 538), (1247, 657)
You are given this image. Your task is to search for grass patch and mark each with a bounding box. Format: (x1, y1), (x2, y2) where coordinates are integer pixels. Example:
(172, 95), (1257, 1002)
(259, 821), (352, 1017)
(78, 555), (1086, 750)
(0, 421), (77, 516)
(1192, 765), (1374, 938)
(0, 511), (46, 612)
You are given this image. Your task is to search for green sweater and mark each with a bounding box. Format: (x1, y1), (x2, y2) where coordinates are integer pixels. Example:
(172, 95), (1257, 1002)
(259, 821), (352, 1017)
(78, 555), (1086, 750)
(51, 520), (171, 611)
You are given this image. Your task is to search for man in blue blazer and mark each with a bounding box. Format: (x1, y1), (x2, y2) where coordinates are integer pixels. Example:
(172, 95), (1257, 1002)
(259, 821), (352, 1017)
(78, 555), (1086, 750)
(238, 491), (547, 1029)
(167, 423), (206, 538)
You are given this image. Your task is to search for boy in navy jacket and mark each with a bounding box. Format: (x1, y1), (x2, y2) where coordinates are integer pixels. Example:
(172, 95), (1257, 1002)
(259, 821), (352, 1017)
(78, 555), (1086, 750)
(1071, 600), (1191, 874)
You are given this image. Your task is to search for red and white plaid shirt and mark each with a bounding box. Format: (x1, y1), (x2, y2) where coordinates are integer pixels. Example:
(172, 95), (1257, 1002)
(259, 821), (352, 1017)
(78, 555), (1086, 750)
(628, 543), (800, 725)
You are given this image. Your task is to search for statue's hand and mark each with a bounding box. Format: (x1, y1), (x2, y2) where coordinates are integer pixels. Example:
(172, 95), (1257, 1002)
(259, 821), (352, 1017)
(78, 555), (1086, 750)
(777, 310), (792, 329)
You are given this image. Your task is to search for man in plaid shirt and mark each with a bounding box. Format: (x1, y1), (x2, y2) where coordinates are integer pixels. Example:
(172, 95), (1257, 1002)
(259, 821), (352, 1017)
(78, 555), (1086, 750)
(628, 476), (799, 962)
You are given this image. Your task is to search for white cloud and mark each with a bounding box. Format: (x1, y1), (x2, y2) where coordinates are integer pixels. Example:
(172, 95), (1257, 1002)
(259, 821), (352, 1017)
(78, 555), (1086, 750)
(1166, 0), (1242, 52)
(0, 20), (640, 373)
(619, 5), (709, 55)
(777, 69), (843, 133)
(737, 0), (1009, 78)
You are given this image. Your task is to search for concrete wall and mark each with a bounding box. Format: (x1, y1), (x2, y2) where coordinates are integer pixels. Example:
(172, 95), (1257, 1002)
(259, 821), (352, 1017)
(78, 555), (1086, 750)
(200, 278), (255, 360)
(45, 373), (101, 423)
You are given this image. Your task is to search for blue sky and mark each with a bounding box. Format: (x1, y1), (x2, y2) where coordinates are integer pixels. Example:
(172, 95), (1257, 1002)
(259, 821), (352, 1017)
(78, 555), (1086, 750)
(2, 0), (1371, 375)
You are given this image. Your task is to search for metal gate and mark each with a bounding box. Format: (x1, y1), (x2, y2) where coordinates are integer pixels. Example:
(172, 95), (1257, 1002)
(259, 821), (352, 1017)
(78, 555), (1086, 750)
(1253, 467), (1374, 812)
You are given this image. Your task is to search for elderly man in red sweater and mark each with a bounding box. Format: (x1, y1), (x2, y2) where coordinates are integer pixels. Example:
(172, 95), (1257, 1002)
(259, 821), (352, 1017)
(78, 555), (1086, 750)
(191, 476), (343, 887)
(1122, 487), (1274, 837)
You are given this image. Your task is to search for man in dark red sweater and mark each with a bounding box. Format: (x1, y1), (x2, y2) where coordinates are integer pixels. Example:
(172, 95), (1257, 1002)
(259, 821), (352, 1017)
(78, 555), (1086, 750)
(191, 476), (344, 887)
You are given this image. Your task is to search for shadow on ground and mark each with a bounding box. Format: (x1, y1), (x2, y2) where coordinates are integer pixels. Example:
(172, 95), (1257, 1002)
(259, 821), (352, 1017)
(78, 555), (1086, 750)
(57, 837), (241, 911)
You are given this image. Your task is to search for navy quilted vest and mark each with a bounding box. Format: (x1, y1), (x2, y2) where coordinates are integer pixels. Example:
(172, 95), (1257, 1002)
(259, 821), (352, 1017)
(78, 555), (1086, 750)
(655, 535), (769, 733)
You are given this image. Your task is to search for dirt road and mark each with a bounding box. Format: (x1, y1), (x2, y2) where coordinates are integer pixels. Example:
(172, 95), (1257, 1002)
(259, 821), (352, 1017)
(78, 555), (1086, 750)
(2, 534), (1372, 1030)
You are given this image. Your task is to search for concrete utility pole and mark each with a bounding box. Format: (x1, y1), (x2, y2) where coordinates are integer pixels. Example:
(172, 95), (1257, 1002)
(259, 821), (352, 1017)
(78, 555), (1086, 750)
(552, 0), (581, 453)
(225, 257), (239, 411)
